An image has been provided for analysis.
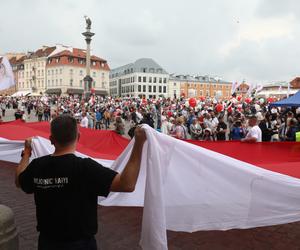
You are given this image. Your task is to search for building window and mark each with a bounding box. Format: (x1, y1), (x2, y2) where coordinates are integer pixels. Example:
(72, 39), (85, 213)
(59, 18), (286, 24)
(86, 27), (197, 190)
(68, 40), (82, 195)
(143, 77), (146, 83)
(163, 78), (167, 83)
(56, 69), (58, 75)
(80, 80), (82, 87)
(70, 79), (73, 86)
(143, 85), (146, 92)
(52, 70), (54, 75)
(142, 68), (147, 73)
(138, 76), (142, 82)
(138, 85), (141, 92)
(93, 72), (96, 77)
(48, 70), (50, 75)
(159, 78), (162, 83)
(153, 86), (156, 92)
(56, 79), (58, 86)
(159, 86), (162, 93)
(173, 82), (176, 86)
(149, 77), (152, 83)
(149, 86), (152, 92)
(52, 80), (54, 86)
(163, 86), (166, 93)
(60, 79), (62, 85)
(60, 69), (63, 74)
(70, 69), (73, 74)
(153, 77), (157, 83)
(68, 57), (74, 63)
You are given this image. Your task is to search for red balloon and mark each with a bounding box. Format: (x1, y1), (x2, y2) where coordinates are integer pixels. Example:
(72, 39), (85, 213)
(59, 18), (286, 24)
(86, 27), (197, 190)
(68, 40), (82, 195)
(142, 98), (147, 104)
(90, 88), (95, 94)
(245, 97), (252, 104)
(189, 98), (197, 107)
(267, 97), (274, 103)
(237, 96), (242, 101)
(199, 96), (205, 101)
(216, 104), (223, 113)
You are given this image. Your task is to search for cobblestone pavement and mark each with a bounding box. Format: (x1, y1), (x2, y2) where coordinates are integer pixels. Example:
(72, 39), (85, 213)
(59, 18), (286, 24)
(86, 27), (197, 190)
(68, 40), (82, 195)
(1, 161), (300, 250)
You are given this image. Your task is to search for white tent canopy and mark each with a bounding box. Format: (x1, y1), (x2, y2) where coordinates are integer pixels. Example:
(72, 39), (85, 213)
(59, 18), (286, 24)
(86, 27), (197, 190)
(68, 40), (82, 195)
(11, 90), (31, 97)
(256, 89), (298, 97)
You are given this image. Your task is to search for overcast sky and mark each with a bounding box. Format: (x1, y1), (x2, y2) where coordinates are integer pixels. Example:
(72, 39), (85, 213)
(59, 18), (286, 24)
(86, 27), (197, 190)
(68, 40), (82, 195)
(0, 0), (299, 83)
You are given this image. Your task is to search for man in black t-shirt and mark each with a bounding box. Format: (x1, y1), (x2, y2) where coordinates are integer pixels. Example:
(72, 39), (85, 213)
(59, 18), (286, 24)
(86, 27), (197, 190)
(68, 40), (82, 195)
(15, 115), (147, 250)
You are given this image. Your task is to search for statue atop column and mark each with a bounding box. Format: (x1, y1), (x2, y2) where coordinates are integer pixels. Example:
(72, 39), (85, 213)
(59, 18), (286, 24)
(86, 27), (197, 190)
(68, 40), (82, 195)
(84, 16), (92, 30)
(82, 15), (95, 100)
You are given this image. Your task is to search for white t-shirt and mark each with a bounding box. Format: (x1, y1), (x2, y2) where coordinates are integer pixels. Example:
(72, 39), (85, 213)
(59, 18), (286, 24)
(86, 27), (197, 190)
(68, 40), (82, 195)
(246, 125), (262, 142)
(80, 116), (89, 128)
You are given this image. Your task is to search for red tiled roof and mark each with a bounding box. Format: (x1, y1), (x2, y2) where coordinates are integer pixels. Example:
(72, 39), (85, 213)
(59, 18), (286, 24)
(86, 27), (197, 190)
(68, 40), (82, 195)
(47, 47), (110, 71)
(16, 55), (27, 63)
(9, 57), (18, 65)
(34, 46), (56, 57)
(50, 48), (107, 63)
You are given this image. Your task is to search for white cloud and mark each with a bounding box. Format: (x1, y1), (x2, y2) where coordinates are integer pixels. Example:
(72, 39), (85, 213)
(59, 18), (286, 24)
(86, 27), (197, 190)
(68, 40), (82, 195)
(220, 15), (296, 57)
(0, 0), (300, 83)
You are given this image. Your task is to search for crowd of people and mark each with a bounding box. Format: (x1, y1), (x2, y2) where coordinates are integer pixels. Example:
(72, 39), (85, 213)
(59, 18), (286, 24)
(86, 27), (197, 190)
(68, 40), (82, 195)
(0, 94), (300, 142)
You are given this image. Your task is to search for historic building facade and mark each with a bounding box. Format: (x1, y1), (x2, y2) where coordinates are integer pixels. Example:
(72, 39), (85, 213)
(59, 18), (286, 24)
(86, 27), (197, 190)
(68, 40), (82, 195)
(109, 58), (169, 98)
(169, 74), (232, 99)
(23, 46), (56, 94)
(13, 45), (109, 96)
(46, 48), (110, 96)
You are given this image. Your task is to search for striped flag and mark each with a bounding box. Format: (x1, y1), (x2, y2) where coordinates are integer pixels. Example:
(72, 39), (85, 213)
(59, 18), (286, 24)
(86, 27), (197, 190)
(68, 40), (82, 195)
(0, 56), (15, 90)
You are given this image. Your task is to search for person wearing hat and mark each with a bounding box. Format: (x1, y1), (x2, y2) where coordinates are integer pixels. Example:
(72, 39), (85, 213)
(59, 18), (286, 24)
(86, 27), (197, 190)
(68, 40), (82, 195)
(202, 128), (213, 141)
(242, 116), (262, 142)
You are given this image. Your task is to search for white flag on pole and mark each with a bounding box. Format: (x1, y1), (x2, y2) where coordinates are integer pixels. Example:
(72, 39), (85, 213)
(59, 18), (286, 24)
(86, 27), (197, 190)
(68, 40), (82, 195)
(0, 56), (15, 90)
(231, 82), (241, 94)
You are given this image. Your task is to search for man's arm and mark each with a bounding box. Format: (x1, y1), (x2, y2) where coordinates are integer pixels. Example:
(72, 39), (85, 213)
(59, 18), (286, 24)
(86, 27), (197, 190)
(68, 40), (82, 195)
(110, 127), (147, 192)
(241, 137), (257, 143)
(15, 138), (32, 188)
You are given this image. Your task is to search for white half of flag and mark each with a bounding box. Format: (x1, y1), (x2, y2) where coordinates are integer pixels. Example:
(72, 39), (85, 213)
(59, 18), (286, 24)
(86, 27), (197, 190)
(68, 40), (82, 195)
(0, 123), (300, 250)
(0, 56), (15, 91)
(0, 56), (15, 90)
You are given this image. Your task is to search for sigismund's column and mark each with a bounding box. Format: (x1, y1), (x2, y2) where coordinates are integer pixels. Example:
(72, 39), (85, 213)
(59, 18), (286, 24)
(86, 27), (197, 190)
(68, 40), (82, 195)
(82, 16), (95, 100)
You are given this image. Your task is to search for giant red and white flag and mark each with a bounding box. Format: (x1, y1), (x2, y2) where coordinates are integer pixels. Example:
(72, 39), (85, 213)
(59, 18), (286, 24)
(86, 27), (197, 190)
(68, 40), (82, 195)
(0, 56), (15, 90)
(0, 121), (300, 250)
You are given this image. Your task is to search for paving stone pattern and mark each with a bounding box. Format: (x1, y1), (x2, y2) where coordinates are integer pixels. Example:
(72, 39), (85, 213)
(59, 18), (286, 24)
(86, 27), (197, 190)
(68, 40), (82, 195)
(1, 161), (300, 250)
